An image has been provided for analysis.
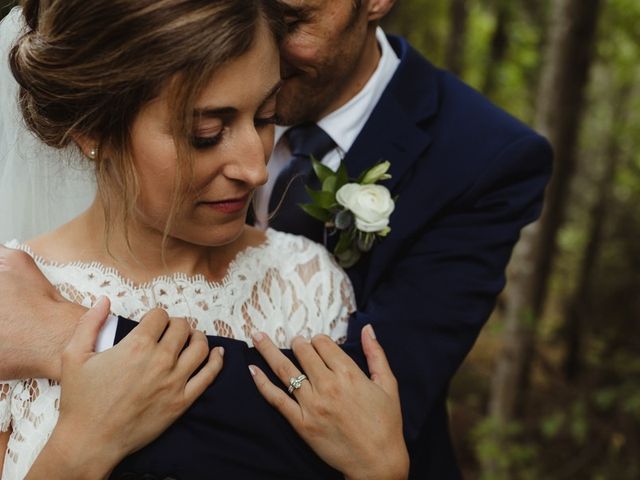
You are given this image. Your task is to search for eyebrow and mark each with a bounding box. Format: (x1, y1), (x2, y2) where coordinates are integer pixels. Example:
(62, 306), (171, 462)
(275, 1), (315, 19)
(194, 80), (283, 118)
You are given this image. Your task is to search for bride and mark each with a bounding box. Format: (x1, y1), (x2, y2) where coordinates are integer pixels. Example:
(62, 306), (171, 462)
(0, 1), (408, 479)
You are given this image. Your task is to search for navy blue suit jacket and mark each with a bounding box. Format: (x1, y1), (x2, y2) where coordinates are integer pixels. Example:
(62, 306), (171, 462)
(111, 36), (552, 479)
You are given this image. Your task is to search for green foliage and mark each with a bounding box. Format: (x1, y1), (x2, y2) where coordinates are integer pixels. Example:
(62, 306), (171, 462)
(472, 417), (539, 480)
(388, 0), (640, 478)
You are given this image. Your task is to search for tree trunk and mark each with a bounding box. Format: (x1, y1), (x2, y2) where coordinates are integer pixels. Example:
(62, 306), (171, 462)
(519, 0), (603, 392)
(484, 0), (603, 474)
(444, 0), (468, 76)
(482, 0), (511, 98)
(563, 85), (631, 381)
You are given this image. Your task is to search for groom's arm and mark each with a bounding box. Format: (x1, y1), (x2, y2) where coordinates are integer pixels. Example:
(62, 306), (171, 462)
(345, 133), (553, 443)
(0, 247), (84, 379)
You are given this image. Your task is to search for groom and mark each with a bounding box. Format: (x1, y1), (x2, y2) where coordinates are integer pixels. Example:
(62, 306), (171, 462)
(0, 0), (552, 478)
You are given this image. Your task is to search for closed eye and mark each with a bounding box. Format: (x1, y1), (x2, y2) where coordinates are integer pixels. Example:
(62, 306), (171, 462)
(191, 133), (223, 149)
(285, 18), (303, 33)
(255, 114), (278, 127)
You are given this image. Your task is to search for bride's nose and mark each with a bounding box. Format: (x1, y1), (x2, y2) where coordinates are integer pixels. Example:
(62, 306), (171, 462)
(221, 124), (270, 188)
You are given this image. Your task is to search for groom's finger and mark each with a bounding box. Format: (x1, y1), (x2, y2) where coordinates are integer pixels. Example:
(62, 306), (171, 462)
(175, 330), (211, 377)
(158, 317), (191, 362)
(184, 346), (224, 402)
(361, 324), (398, 395)
(65, 296), (111, 354)
(133, 308), (171, 342)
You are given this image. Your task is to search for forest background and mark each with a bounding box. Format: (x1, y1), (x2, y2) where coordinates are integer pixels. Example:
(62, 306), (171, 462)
(1, 0), (638, 479)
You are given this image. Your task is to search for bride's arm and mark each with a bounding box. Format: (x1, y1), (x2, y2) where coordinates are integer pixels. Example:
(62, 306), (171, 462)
(251, 327), (409, 480)
(23, 299), (224, 480)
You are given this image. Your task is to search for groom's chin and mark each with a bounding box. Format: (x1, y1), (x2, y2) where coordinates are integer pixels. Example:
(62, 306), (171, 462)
(276, 78), (325, 125)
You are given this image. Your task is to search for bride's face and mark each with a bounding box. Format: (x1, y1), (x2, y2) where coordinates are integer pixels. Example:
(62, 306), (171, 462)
(129, 21), (280, 247)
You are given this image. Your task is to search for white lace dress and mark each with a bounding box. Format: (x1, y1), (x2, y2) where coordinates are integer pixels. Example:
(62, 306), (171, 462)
(0, 229), (355, 479)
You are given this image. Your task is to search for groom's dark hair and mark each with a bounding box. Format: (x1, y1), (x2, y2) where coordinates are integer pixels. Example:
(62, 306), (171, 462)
(10, 0), (283, 249)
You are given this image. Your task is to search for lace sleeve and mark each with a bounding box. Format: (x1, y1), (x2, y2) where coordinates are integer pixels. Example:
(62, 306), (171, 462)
(286, 236), (356, 344)
(318, 249), (356, 344)
(0, 381), (16, 432)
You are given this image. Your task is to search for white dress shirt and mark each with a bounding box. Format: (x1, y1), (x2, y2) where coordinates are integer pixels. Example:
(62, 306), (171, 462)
(254, 28), (400, 227)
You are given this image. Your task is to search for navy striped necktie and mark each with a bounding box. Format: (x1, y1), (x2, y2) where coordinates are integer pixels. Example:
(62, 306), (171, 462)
(268, 123), (336, 242)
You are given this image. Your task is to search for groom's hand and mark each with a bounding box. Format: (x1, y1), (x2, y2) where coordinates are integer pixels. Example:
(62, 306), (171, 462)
(26, 298), (224, 480)
(0, 245), (86, 380)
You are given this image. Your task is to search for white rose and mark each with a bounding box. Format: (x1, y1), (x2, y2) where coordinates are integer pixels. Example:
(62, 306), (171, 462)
(336, 183), (395, 233)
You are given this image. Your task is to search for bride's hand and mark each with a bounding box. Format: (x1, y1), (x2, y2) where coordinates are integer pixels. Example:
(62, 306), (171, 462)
(250, 326), (409, 480)
(27, 298), (224, 479)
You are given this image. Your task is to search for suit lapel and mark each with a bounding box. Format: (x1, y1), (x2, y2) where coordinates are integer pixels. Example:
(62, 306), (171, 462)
(343, 36), (439, 193)
(334, 37), (441, 298)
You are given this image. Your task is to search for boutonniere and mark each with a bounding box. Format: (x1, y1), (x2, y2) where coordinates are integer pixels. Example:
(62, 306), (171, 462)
(301, 160), (396, 268)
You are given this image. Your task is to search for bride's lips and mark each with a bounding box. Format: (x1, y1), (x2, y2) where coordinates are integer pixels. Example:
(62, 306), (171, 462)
(199, 193), (250, 214)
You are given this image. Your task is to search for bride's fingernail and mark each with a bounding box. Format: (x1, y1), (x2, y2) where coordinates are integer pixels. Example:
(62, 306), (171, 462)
(252, 331), (264, 343)
(248, 365), (257, 377)
(364, 324), (376, 340)
(216, 346), (225, 357)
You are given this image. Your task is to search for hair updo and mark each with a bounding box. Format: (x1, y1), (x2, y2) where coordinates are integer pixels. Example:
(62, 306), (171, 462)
(9, 0), (283, 240)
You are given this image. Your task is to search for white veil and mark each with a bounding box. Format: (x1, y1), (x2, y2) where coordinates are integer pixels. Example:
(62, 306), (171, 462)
(0, 7), (95, 243)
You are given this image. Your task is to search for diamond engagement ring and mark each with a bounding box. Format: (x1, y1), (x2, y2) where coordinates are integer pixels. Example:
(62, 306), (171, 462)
(287, 374), (308, 394)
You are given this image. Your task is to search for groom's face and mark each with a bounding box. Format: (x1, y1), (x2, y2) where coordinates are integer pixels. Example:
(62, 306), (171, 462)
(276, 0), (372, 125)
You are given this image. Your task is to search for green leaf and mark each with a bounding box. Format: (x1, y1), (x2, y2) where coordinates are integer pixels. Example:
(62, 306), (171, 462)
(334, 229), (353, 255)
(361, 161), (391, 184)
(299, 203), (331, 223)
(335, 161), (349, 190)
(304, 186), (336, 209)
(322, 176), (337, 193)
(377, 226), (391, 237)
(594, 388), (617, 411)
(540, 412), (565, 439)
(311, 157), (334, 183)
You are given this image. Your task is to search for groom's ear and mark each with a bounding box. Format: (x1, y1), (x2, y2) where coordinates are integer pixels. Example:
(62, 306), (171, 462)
(367, 0), (396, 22)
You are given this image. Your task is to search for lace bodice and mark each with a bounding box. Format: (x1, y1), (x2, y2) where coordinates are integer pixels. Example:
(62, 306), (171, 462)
(0, 229), (355, 479)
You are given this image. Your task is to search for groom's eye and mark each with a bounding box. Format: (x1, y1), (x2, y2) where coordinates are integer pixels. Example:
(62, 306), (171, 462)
(284, 13), (307, 33)
(285, 19), (302, 32)
(255, 114), (278, 127)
